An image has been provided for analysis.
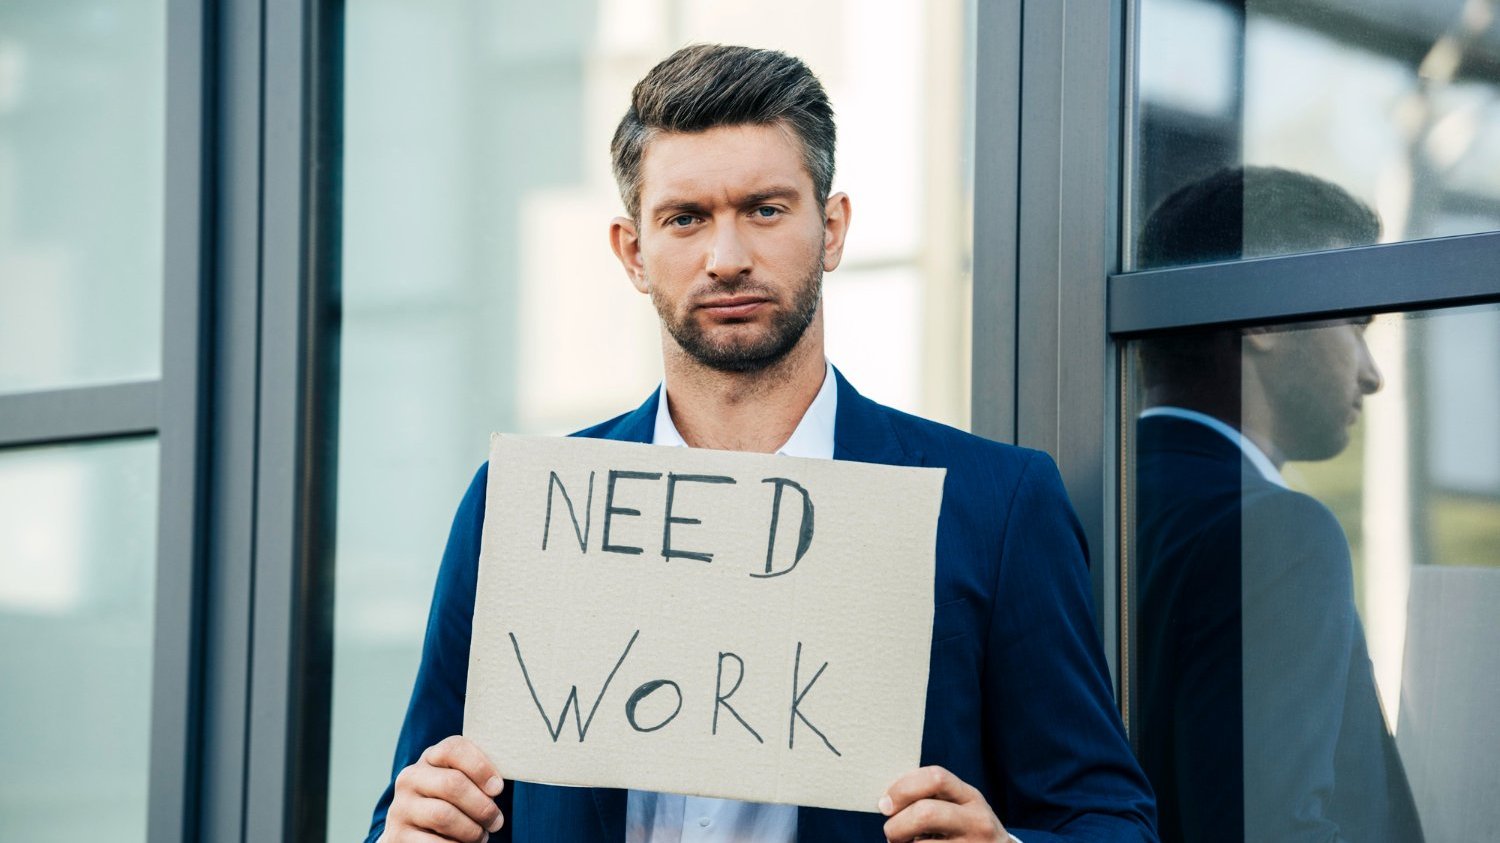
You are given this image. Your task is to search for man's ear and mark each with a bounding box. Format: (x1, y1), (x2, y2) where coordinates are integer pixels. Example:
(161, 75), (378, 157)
(821, 192), (852, 272)
(610, 216), (649, 294)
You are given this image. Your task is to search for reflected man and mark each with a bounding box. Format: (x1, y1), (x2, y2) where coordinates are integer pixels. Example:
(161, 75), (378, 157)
(1134, 167), (1423, 843)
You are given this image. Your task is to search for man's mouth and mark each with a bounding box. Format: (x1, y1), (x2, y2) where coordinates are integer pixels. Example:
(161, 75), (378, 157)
(698, 296), (771, 319)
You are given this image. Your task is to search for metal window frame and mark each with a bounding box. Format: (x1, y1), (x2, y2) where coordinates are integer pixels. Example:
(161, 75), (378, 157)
(979, 0), (1127, 680)
(1109, 230), (1500, 335)
(971, 0), (1023, 446)
(0, 3), (207, 842)
(147, 0), (215, 839)
(194, 0), (343, 840)
(994, 0), (1500, 727)
(147, 0), (342, 840)
(0, 382), (160, 448)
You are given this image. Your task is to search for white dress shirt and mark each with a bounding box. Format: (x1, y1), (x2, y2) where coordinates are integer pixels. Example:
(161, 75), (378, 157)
(625, 362), (837, 843)
(1140, 406), (1286, 487)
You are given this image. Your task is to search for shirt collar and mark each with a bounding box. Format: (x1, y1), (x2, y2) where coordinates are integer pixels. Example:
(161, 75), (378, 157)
(652, 361), (838, 459)
(1140, 405), (1287, 488)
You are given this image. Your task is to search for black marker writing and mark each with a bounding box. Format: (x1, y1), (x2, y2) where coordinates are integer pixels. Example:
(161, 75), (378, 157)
(509, 629), (639, 742)
(542, 470), (595, 552)
(713, 651), (763, 743)
(788, 641), (839, 756)
(755, 477), (815, 578)
(624, 678), (684, 733)
(602, 470), (662, 556)
(662, 473), (736, 563)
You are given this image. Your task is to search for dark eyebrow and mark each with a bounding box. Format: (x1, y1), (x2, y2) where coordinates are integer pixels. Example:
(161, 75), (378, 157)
(648, 199), (709, 220)
(738, 186), (801, 207)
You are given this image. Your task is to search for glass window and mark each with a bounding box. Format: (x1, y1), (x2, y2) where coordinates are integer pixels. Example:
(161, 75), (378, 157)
(0, 438), (159, 841)
(327, 3), (975, 839)
(1130, 0), (1500, 269)
(1123, 300), (1500, 842)
(0, 1), (167, 393)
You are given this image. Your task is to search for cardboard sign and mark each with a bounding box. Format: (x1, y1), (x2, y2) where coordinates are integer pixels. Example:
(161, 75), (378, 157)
(464, 434), (945, 813)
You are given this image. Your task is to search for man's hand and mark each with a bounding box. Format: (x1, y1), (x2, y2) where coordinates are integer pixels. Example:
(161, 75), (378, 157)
(382, 735), (506, 842)
(879, 765), (1009, 843)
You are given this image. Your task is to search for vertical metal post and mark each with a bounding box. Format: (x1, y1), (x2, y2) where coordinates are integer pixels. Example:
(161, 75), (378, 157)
(244, 0), (342, 839)
(971, 0), (1023, 444)
(150, 0), (215, 839)
(195, 0), (265, 838)
(1013, 0), (1126, 674)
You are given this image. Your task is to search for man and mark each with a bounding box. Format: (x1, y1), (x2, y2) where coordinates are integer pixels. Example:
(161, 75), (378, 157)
(1133, 167), (1423, 842)
(368, 44), (1156, 843)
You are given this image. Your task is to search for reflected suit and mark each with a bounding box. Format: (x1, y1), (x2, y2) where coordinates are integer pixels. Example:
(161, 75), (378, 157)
(1134, 414), (1422, 843)
(366, 371), (1158, 842)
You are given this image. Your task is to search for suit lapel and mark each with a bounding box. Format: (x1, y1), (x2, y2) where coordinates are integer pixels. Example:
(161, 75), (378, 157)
(831, 368), (919, 466)
(601, 388), (659, 444)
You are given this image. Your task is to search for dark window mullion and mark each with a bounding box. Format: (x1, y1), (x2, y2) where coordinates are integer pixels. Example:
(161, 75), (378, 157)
(1109, 230), (1500, 336)
(149, 0), (216, 841)
(243, 0), (341, 839)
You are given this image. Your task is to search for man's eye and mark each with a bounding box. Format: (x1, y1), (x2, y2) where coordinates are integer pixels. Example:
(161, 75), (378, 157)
(753, 206), (781, 219)
(669, 214), (697, 227)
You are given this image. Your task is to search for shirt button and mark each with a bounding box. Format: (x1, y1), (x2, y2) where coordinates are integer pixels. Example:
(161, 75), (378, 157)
(698, 816), (711, 827)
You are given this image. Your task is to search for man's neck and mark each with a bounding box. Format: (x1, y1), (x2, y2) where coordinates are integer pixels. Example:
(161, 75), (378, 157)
(660, 330), (828, 454)
(1143, 385), (1286, 469)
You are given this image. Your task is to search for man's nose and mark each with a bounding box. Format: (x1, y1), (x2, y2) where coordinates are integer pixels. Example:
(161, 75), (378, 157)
(1357, 333), (1383, 395)
(706, 220), (751, 281)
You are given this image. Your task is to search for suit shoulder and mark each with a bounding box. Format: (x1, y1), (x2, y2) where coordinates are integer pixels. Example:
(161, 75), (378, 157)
(1240, 484), (1351, 575)
(569, 408), (638, 439)
(880, 404), (1043, 482)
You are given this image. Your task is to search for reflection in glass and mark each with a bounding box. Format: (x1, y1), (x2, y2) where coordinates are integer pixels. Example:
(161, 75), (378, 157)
(1131, 0), (1500, 268)
(1127, 167), (1500, 842)
(0, 1), (166, 392)
(329, 3), (975, 839)
(0, 438), (158, 842)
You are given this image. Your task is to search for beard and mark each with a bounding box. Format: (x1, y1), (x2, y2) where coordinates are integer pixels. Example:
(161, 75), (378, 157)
(652, 263), (823, 374)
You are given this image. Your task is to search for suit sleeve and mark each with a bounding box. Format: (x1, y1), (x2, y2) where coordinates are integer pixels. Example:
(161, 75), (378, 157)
(984, 452), (1159, 842)
(364, 463), (514, 843)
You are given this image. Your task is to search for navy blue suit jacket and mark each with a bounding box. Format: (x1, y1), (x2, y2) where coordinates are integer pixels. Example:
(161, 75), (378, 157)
(1134, 415), (1421, 843)
(367, 372), (1156, 842)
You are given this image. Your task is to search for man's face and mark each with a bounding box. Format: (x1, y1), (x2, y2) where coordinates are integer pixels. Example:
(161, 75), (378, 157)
(610, 123), (847, 373)
(1255, 317), (1383, 461)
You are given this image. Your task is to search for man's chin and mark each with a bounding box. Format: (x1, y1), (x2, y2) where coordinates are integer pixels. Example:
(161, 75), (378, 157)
(685, 344), (787, 373)
(1284, 430), (1353, 463)
(672, 330), (805, 373)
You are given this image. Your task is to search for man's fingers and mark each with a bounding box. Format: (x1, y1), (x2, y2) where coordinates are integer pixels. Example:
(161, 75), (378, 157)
(406, 796), (490, 843)
(879, 765), (981, 816)
(390, 737), (505, 836)
(422, 735), (505, 797)
(881, 797), (967, 842)
(411, 766), (505, 833)
(382, 829), (460, 843)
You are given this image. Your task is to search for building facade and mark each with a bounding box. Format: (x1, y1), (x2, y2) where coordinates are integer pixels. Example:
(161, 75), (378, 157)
(2, 1), (1497, 840)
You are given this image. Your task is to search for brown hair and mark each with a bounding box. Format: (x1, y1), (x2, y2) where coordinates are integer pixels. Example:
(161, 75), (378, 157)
(1136, 166), (1382, 391)
(610, 44), (837, 220)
